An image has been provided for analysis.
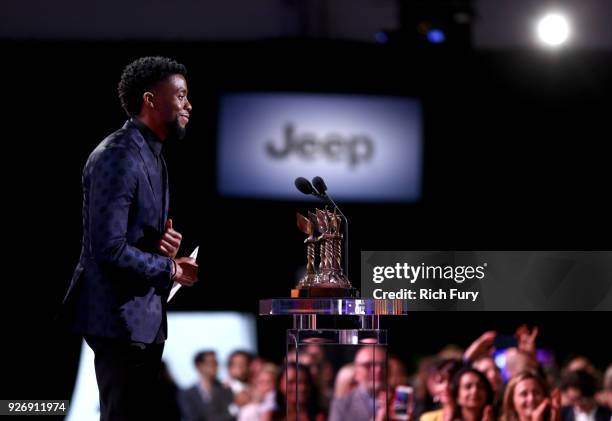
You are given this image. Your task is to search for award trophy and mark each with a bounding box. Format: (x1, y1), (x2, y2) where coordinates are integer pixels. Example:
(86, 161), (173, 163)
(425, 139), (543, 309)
(295, 212), (317, 289)
(292, 208), (357, 298)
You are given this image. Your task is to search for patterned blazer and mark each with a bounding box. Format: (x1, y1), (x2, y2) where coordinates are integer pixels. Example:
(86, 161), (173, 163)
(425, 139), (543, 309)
(62, 120), (173, 343)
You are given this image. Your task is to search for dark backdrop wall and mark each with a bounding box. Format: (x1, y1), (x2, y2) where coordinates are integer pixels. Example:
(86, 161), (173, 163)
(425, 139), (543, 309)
(2, 40), (611, 404)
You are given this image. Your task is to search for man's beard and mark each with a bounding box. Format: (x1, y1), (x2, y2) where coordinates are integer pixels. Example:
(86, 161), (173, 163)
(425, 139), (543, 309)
(166, 118), (187, 141)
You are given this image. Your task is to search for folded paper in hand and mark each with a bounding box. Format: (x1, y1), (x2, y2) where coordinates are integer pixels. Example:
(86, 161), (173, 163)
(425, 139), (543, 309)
(167, 246), (198, 302)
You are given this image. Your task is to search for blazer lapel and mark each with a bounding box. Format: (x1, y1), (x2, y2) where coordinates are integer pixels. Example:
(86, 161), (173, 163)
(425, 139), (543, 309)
(125, 121), (163, 221)
(128, 123), (159, 204)
(161, 154), (169, 221)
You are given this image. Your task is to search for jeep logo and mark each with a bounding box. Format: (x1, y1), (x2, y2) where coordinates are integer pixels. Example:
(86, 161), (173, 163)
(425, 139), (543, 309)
(265, 122), (374, 168)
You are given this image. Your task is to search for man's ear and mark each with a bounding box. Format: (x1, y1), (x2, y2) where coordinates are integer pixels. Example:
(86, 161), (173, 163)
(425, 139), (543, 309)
(143, 91), (155, 110)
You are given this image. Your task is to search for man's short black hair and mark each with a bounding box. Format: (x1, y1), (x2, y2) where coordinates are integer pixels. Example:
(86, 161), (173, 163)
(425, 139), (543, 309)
(561, 369), (598, 397)
(193, 350), (216, 366)
(228, 350), (254, 366)
(118, 56), (187, 116)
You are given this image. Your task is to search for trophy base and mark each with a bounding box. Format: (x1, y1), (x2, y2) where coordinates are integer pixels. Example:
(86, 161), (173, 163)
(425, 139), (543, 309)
(291, 287), (359, 298)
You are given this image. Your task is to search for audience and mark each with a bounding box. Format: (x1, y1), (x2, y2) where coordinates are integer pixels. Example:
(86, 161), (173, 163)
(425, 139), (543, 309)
(170, 325), (609, 421)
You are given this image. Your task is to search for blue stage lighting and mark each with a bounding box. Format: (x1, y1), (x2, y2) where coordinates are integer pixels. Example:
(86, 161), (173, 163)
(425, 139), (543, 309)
(426, 29), (446, 44)
(375, 31), (389, 44)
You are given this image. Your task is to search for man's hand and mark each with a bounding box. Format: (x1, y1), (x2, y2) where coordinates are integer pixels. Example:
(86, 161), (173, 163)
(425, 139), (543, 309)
(515, 324), (538, 357)
(172, 257), (198, 286)
(159, 218), (182, 259)
(464, 331), (497, 362)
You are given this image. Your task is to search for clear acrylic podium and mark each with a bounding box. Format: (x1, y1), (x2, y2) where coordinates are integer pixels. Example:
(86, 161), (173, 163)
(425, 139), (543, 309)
(259, 298), (409, 420)
(259, 298), (409, 345)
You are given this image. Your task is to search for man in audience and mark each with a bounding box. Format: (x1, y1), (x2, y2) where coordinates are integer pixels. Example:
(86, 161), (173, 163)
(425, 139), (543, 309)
(227, 350), (253, 394)
(179, 350), (235, 421)
(560, 369), (611, 421)
(226, 350), (254, 416)
(329, 346), (387, 421)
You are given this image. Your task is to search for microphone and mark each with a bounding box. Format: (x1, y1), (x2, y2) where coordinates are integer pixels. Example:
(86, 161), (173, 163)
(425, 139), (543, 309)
(294, 177), (323, 198)
(311, 176), (349, 280)
(311, 176), (327, 196)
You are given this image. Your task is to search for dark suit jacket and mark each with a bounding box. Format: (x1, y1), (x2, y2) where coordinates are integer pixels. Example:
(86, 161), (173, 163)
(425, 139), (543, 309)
(62, 120), (173, 344)
(178, 382), (235, 421)
(560, 405), (612, 421)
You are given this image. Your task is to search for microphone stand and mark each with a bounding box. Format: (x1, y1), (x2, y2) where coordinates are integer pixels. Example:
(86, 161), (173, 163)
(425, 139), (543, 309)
(321, 193), (349, 281)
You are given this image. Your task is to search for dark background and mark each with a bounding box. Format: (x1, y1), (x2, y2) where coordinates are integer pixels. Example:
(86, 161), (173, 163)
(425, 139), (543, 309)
(1, 0), (612, 409)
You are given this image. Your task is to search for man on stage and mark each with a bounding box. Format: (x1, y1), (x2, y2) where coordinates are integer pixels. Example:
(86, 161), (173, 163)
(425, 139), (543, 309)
(61, 56), (198, 420)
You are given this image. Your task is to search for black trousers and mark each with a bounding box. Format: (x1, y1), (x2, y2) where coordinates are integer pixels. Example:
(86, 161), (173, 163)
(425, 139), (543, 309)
(85, 336), (165, 421)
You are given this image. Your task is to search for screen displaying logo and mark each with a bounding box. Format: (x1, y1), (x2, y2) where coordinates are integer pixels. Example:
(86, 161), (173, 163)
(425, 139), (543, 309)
(217, 92), (423, 202)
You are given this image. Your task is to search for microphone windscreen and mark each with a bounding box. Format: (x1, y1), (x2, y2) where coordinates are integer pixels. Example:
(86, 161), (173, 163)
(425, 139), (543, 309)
(312, 176), (327, 195)
(295, 177), (314, 195)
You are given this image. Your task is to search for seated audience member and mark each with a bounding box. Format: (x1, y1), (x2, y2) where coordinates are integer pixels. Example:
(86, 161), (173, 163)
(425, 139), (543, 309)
(560, 369), (611, 421)
(560, 357), (602, 407)
(502, 371), (561, 421)
(227, 350), (254, 393)
(285, 346), (330, 413)
(420, 359), (463, 421)
(303, 345), (335, 411)
(179, 350), (235, 421)
(239, 363), (279, 421)
(264, 363), (325, 421)
(329, 346), (387, 421)
(227, 351), (255, 416)
(451, 367), (494, 421)
(413, 356), (441, 419)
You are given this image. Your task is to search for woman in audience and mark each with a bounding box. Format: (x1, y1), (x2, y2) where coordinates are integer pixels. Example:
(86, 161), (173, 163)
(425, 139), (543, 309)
(450, 367), (494, 421)
(239, 363), (279, 421)
(420, 359), (463, 421)
(501, 371), (560, 421)
(263, 363), (325, 421)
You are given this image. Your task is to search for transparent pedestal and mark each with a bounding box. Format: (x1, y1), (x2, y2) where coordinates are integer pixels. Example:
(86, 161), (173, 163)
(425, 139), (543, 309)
(259, 298), (409, 421)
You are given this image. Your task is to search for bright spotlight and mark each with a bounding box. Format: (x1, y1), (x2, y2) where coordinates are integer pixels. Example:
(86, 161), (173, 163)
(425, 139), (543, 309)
(536, 13), (570, 47)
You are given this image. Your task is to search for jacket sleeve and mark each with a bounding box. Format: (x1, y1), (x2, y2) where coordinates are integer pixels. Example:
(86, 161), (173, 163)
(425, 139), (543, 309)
(328, 397), (347, 421)
(86, 145), (173, 290)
